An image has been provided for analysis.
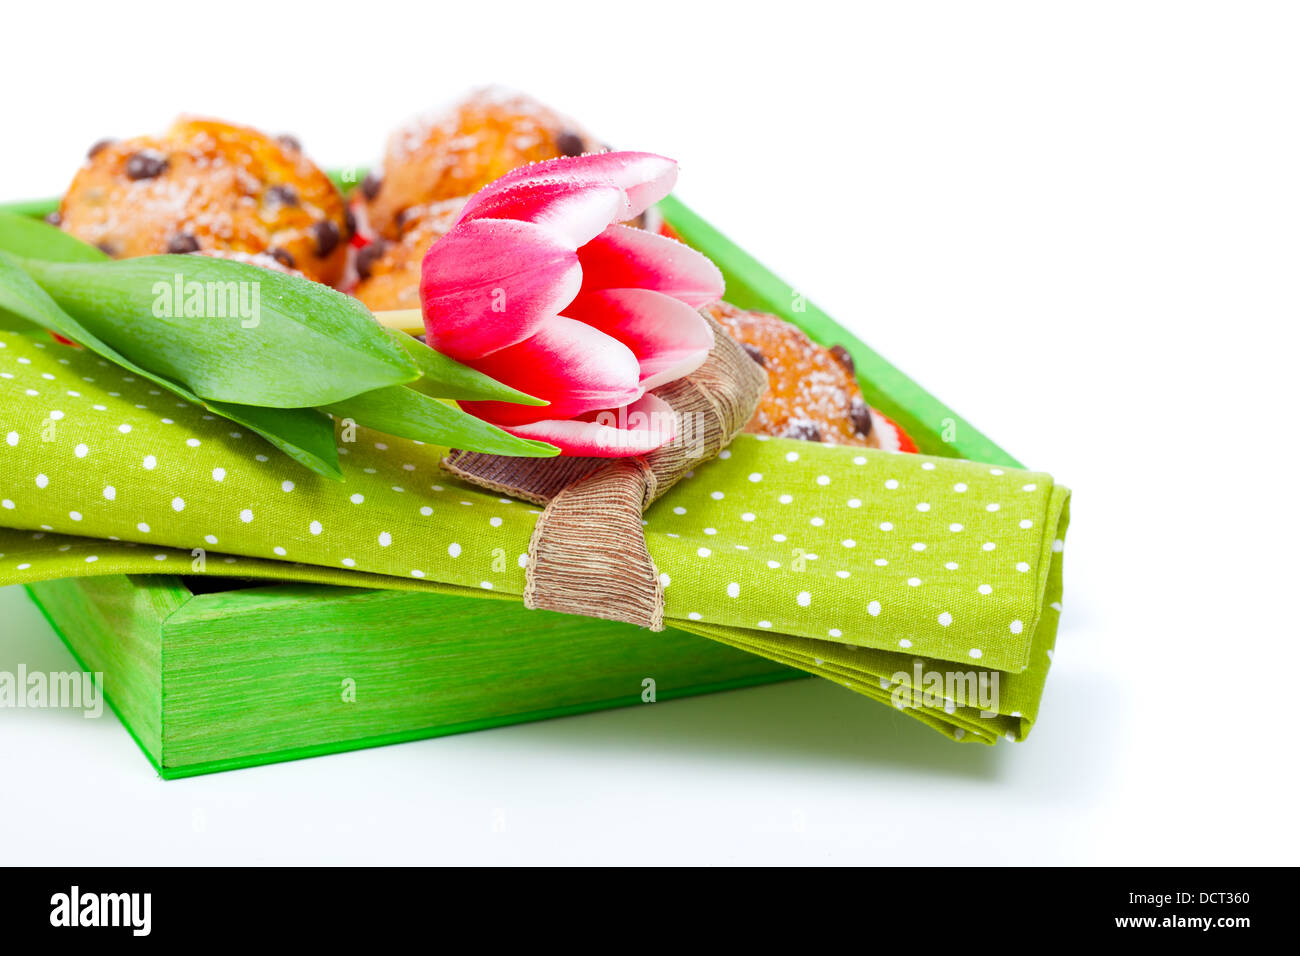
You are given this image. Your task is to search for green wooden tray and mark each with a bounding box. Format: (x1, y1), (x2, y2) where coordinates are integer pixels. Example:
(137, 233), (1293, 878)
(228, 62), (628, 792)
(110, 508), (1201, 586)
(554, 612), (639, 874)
(8, 188), (1019, 778)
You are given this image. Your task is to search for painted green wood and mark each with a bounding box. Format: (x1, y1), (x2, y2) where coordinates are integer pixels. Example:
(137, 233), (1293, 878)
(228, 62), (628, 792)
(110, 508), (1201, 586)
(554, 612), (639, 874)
(153, 670), (800, 779)
(160, 588), (794, 771)
(23, 574), (184, 762)
(25, 576), (797, 777)
(0, 197), (57, 218)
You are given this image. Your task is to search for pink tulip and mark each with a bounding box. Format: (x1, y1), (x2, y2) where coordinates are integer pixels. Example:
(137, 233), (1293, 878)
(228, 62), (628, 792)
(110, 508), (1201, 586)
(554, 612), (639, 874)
(419, 152), (724, 456)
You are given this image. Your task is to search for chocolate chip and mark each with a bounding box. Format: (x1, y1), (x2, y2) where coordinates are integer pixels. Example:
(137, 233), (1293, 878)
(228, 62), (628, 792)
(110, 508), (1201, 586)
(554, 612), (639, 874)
(87, 138), (115, 160)
(784, 422), (822, 442)
(741, 343), (767, 367)
(269, 247), (296, 269)
(355, 240), (389, 280)
(95, 240), (120, 256)
(167, 233), (200, 254)
(44, 211), (62, 227)
(276, 133), (302, 153)
(124, 150), (168, 181)
(394, 206), (412, 228)
(265, 184), (299, 207)
(850, 398), (873, 437)
(344, 207), (357, 238)
(556, 131), (586, 157)
(360, 172), (382, 200)
(830, 344), (855, 374)
(313, 220), (341, 258)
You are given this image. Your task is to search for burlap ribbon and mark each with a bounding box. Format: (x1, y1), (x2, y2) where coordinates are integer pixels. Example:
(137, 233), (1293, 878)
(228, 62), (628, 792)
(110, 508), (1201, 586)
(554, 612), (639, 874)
(443, 313), (767, 630)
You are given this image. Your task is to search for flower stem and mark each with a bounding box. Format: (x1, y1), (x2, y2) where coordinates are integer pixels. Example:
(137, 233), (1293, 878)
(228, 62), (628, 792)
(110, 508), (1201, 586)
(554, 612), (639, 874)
(372, 308), (424, 334)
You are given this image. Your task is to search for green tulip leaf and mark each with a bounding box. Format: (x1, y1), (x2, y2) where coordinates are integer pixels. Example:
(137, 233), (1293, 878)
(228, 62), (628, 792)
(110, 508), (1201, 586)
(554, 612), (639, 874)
(18, 254), (420, 408)
(206, 401), (343, 480)
(0, 209), (109, 264)
(0, 249), (343, 480)
(324, 385), (558, 459)
(2, 212), (556, 468)
(385, 327), (547, 406)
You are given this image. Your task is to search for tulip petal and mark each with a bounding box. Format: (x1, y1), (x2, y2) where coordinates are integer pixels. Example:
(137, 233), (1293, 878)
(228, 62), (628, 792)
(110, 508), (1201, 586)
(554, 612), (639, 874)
(576, 225), (724, 306)
(457, 179), (630, 249)
(461, 152), (678, 221)
(494, 393), (679, 457)
(461, 315), (643, 425)
(562, 288), (715, 390)
(420, 218), (580, 360)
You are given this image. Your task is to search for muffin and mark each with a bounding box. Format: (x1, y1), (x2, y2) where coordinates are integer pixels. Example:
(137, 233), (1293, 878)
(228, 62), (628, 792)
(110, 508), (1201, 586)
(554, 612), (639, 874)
(352, 198), (466, 312)
(706, 302), (916, 451)
(361, 88), (602, 239)
(58, 117), (351, 286)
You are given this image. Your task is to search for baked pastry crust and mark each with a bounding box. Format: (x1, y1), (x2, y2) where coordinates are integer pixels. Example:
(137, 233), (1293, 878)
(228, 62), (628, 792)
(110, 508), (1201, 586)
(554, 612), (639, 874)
(706, 301), (881, 447)
(352, 198), (466, 312)
(59, 117), (349, 285)
(362, 88), (601, 239)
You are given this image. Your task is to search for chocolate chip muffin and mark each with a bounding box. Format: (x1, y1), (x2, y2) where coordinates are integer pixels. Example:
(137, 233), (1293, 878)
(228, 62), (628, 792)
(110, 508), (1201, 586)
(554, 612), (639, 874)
(707, 302), (915, 451)
(361, 88), (602, 239)
(352, 197), (467, 312)
(58, 117), (351, 286)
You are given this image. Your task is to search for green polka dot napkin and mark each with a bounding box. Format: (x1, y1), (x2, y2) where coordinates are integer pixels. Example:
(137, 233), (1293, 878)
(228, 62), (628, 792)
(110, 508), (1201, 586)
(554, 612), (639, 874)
(0, 331), (1070, 743)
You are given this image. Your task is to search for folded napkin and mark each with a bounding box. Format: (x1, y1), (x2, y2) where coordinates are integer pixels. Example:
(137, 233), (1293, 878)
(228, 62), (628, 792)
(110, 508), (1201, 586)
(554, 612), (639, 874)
(0, 331), (1070, 743)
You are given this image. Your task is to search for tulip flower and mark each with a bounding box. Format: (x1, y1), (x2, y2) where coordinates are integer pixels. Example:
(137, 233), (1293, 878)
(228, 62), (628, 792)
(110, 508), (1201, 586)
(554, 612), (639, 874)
(419, 152), (724, 456)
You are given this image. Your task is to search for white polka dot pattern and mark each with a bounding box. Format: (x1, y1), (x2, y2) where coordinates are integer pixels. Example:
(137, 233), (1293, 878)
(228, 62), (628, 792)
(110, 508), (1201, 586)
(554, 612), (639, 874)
(642, 430), (1066, 676)
(0, 331), (1071, 743)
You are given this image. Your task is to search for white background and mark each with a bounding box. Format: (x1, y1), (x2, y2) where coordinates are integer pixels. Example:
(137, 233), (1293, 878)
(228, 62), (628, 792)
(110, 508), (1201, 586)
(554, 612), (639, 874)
(2, 0), (1297, 865)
